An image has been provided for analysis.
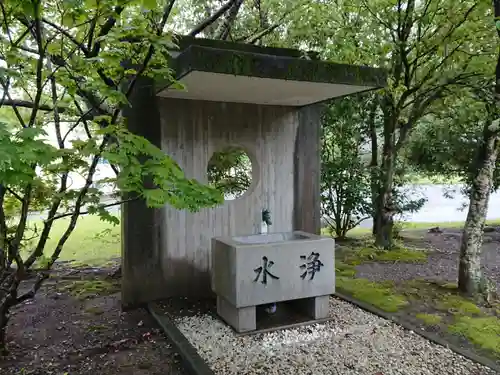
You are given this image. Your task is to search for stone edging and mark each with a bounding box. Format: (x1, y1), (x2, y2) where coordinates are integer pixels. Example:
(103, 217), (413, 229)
(334, 292), (500, 374)
(147, 302), (215, 375)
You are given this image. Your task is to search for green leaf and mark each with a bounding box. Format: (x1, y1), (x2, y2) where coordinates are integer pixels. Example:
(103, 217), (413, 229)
(142, 0), (157, 10)
(21, 0), (35, 17)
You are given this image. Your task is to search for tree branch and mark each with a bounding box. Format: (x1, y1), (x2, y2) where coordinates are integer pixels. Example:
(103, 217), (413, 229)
(397, 41), (468, 111)
(216, 0), (245, 40)
(124, 0), (178, 101)
(361, 0), (397, 34)
(46, 197), (137, 223)
(15, 272), (48, 303)
(245, 23), (280, 44)
(89, 6), (125, 57)
(188, 0), (238, 37)
(0, 80), (27, 128)
(5, 188), (22, 201)
(0, 2), (13, 44)
(0, 98), (65, 113)
(0, 186), (7, 271)
(42, 18), (89, 55)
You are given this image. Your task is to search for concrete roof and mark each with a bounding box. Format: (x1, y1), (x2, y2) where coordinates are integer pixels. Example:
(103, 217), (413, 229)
(156, 36), (386, 106)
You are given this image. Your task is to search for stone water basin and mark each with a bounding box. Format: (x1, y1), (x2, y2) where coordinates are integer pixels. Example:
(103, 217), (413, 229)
(211, 230), (335, 332)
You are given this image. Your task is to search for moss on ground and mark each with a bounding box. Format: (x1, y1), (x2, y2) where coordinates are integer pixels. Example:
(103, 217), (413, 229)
(84, 306), (105, 315)
(336, 277), (408, 312)
(335, 262), (356, 277)
(59, 279), (120, 300)
(394, 279), (500, 358)
(438, 295), (482, 316)
(333, 241), (429, 313)
(449, 316), (500, 354)
(341, 245), (428, 266)
(333, 237), (500, 360)
(416, 313), (443, 325)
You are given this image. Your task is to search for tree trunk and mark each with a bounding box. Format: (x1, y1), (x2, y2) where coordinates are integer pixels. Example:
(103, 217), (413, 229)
(0, 304), (8, 354)
(0, 291), (13, 354)
(374, 97), (397, 249)
(368, 99), (380, 236)
(459, 10), (500, 295)
(458, 124), (499, 296)
(374, 155), (396, 249)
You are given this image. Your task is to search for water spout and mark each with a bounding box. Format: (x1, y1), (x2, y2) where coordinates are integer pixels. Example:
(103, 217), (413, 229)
(260, 209), (272, 234)
(260, 209), (276, 314)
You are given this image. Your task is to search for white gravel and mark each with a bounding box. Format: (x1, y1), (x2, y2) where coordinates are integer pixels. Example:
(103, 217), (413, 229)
(173, 297), (498, 375)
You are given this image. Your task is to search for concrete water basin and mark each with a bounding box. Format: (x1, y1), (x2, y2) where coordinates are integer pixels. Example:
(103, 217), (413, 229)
(211, 231), (335, 332)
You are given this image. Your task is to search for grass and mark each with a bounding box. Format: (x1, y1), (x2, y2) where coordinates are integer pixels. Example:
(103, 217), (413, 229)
(406, 174), (462, 185)
(323, 219), (500, 239)
(24, 215), (121, 267)
(337, 271), (500, 357)
(402, 219), (500, 230)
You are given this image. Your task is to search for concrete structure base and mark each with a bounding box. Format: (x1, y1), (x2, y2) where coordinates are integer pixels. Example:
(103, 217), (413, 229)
(217, 295), (330, 333)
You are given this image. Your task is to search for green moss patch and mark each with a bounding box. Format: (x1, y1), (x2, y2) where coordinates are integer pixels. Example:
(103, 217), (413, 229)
(341, 245), (428, 266)
(335, 262), (356, 277)
(337, 277), (408, 312)
(335, 273), (500, 360)
(84, 306), (105, 315)
(398, 280), (484, 316)
(449, 316), (500, 354)
(437, 295), (482, 316)
(416, 313), (443, 325)
(59, 279), (120, 300)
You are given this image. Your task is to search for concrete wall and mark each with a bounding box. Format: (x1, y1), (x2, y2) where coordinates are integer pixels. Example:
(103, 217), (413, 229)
(121, 78), (322, 307)
(158, 98), (298, 298)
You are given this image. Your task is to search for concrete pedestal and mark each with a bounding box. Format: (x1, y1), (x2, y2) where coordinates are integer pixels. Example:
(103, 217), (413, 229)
(295, 295), (330, 319)
(217, 296), (256, 332)
(217, 294), (330, 333)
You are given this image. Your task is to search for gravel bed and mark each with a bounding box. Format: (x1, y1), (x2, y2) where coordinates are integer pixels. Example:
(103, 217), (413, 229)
(172, 297), (496, 375)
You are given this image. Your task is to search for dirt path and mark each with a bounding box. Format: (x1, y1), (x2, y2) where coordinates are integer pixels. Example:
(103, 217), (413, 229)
(355, 228), (500, 292)
(1, 266), (186, 375)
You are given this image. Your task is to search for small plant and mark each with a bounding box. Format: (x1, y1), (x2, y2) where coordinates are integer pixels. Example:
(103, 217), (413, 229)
(321, 97), (372, 239)
(392, 222), (405, 240)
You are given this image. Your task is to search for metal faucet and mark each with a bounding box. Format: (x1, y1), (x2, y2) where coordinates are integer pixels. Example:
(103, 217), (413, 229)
(260, 208), (277, 314)
(262, 209), (272, 226)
